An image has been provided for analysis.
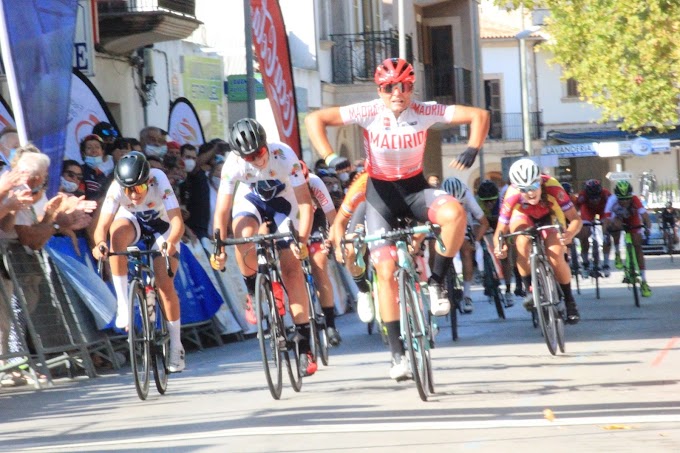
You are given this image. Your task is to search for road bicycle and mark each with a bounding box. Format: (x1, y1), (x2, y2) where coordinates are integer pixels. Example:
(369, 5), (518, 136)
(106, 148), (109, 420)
(610, 224), (644, 308)
(568, 241), (581, 295)
(586, 219), (604, 299)
(480, 233), (506, 319)
(661, 225), (675, 262)
(500, 224), (566, 355)
(445, 259), (463, 341)
(213, 224), (303, 400)
(300, 237), (329, 367)
(353, 221), (443, 401)
(98, 238), (173, 401)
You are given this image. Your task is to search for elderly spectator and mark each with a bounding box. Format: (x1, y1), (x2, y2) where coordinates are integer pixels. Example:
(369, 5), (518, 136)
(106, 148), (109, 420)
(140, 126), (167, 159)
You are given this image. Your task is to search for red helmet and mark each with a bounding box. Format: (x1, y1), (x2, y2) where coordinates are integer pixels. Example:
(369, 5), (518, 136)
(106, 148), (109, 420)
(374, 58), (415, 86)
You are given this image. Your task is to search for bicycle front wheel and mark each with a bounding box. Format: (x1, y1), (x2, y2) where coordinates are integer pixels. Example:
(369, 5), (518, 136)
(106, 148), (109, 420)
(255, 273), (283, 400)
(531, 257), (559, 355)
(591, 238), (601, 300)
(399, 269), (430, 401)
(128, 281), (150, 400)
(152, 299), (169, 395)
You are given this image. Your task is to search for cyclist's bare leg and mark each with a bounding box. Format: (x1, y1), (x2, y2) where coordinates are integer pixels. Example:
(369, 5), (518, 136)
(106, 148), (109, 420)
(310, 250), (334, 311)
(576, 225), (591, 265)
(279, 248), (311, 324)
(108, 218), (137, 328)
(231, 215), (259, 278)
(153, 255), (181, 321)
(544, 233), (570, 284)
(460, 240), (475, 304)
(373, 249), (399, 323)
(631, 231), (646, 275)
(431, 199), (466, 258)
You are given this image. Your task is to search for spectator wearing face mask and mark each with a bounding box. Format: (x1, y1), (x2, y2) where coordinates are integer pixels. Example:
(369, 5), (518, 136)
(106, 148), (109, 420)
(140, 126), (168, 159)
(0, 126), (19, 170)
(180, 141), (216, 239)
(333, 157), (353, 190)
(60, 160), (86, 197)
(80, 134), (113, 201)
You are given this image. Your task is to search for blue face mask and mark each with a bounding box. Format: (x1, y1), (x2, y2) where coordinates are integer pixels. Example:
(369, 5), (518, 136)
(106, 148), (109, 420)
(60, 176), (79, 193)
(84, 155), (103, 168)
(146, 144), (167, 158)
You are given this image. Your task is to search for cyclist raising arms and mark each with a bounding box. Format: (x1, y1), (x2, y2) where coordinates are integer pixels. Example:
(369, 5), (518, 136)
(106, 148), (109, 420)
(441, 177), (489, 313)
(306, 57), (489, 380)
(493, 159), (583, 325)
(92, 151), (187, 372)
(211, 118), (318, 377)
(575, 179), (613, 277)
(603, 180), (652, 297)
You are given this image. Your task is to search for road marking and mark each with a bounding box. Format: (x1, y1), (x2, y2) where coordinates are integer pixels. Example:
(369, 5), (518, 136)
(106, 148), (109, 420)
(651, 336), (679, 366)
(17, 414), (680, 451)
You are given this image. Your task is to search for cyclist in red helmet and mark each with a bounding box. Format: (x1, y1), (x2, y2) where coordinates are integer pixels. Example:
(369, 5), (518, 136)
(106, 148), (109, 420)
(306, 57), (489, 381)
(575, 179), (614, 277)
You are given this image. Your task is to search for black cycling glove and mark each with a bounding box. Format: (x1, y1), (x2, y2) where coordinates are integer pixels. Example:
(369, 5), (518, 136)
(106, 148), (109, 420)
(455, 146), (480, 169)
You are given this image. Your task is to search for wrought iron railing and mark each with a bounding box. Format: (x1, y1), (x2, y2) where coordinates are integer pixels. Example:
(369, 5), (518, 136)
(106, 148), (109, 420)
(442, 111), (542, 143)
(424, 65), (473, 106)
(329, 30), (413, 84)
(97, 0), (196, 17)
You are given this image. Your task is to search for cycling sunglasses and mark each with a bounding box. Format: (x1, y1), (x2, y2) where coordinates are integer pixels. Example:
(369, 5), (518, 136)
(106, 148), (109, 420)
(100, 129), (119, 138)
(243, 145), (268, 163)
(379, 82), (414, 94)
(518, 181), (541, 193)
(124, 183), (148, 195)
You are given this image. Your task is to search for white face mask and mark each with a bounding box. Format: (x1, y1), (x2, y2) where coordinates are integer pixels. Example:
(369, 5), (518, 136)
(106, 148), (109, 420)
(183, 158), (196, 172)
(60, 176), (79, 193)
(338, 172), (350, 183)
(84, 155), (103, 168)
(146, 144), (167, 158)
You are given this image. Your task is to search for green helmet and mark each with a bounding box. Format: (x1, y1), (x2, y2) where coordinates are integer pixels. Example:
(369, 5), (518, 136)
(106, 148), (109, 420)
(614, 180), (633, 199)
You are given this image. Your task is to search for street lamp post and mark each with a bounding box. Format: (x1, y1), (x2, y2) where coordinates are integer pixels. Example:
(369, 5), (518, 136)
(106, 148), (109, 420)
(515, 27), (540, 156)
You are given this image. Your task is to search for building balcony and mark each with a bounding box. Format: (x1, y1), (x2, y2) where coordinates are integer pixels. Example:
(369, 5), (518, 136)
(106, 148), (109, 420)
(97, 0), (201, 55)
(442, 112), (543, 143)
(328, 30), (413, 84)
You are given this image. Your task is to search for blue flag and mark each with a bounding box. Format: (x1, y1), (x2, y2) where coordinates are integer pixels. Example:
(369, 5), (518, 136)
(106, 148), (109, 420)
(0, 0), (78, 196)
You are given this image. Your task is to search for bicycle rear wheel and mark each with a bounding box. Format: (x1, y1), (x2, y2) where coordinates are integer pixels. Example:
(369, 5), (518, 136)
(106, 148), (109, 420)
(531, 257), (558, 355)
(255, 274), (283, 400)
(128, 281), (150, 400)
(399, 269), (430, 401)
(627, 242), (641, 308)
(591, 238), (600, 300)
(152, 299), (169, 395)
(483, 249), (505, 319)
(446, 267), (461, 341)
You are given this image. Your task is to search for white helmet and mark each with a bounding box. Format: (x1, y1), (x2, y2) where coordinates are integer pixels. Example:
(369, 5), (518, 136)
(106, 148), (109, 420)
(442, 177), (468, 199)
(509, 158), (540, 187)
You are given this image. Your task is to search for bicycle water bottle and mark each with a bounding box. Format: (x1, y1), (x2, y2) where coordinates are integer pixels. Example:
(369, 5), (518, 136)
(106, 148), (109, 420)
(145, 285), (156, 324)
(271, 281), (286, 316)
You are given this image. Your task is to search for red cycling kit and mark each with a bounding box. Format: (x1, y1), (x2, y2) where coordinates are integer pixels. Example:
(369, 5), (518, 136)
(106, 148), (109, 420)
(576, 188), (611, 223)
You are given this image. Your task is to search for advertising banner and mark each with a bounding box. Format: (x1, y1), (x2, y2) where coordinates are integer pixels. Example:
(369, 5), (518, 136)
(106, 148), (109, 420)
(65, 70), (120, 162)
(250, 0), (302, 156)
(168, 97), (206, 146)
(0, 0), (79, 196)
(182, 56), (224, 140)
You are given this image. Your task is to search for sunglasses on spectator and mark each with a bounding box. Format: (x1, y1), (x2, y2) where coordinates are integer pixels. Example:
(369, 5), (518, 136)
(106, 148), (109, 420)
(124, 183), (148, 196)
(518, 181), (541, 193)
(379, 82), (414, 94)
(63, 170), (84, 181)
(243, 146), (268, 163)
(100, 129), (118, 137)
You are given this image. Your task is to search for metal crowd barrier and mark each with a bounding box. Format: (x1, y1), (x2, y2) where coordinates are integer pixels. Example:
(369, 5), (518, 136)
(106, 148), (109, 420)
(0, 239), (98, 390)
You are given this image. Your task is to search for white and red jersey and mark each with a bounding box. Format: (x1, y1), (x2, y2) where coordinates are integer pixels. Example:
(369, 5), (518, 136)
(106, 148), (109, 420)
(339, 99), (455, 181)
(308, 173), (335, 214)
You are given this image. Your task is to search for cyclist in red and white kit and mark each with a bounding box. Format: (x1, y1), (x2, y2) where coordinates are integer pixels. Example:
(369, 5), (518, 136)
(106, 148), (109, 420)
(306, 57), (489, 381)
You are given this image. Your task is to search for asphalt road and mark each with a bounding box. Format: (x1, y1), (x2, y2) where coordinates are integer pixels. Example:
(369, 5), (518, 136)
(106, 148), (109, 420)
(2, 255), (679, 452)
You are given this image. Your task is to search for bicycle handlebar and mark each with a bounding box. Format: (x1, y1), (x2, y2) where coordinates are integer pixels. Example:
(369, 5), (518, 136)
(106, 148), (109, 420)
(498, 223), (564, 249)
(97, 242), (173, 278)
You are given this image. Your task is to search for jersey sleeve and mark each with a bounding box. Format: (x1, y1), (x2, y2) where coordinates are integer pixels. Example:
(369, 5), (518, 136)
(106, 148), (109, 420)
(339, 172), (368, 218)
(273, 143), (306, 188)
(152, 170), (180, 211)
(100, 180), (123, 215)
(309, 174), (335, 214)
(218, 153), (241, 196)
(603, 194), (617, 218)
(339, 100), (382, 127)
(632, 196), (647, 215)
(498, 189), (520, 225)
(464, 190), (485, 221)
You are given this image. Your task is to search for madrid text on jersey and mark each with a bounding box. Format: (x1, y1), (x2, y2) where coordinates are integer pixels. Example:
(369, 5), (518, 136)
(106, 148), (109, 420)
(368, 130), (427, 150)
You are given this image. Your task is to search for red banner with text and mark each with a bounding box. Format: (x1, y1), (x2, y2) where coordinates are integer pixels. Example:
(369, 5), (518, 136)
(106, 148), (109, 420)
(250, 0), (301, 156)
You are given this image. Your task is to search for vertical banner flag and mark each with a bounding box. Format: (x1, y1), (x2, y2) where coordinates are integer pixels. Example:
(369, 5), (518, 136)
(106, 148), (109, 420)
(65, 69), (120, 162)
(0, 0), (79, 196)
(168, 97), (206, 146)
(0, 95), (15, 129)
(250, 0), (302, 156)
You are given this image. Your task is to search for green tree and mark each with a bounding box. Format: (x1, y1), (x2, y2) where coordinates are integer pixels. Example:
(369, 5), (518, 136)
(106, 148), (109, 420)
(498, 1), (680, 132)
